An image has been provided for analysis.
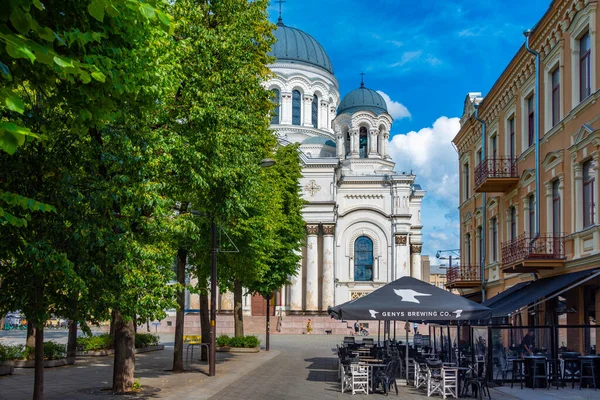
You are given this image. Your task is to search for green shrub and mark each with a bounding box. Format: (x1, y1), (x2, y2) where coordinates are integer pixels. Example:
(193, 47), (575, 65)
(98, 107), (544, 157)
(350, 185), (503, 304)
(77, 334), (113, 351)
(216, 335), (259, 348)
(0, 344), (25, 362)
(135, 333), (159, 348)
(43, 341), (66, 360)
(216, 335), (231, 347)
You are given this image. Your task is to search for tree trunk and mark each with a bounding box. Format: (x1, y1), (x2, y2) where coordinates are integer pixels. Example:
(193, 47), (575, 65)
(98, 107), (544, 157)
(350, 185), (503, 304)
(200, 291), (210, 362)
(33, 324), (44, 400)
(0, 315), (4, 331)
(109, 309), (116, 339)
(26, 322), (36, 360)
(67, 320), (77, 359)
(112, 310), (135, 393)
(233, 279), (244, 337)
(172, 249), (187, 373)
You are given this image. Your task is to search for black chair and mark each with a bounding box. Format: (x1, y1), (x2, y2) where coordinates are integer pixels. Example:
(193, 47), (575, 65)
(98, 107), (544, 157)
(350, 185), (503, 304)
(530, 358), (548, 389)
(546, 359), (561, 389)
(580, 357), (597, 390)
(343, 336), (355, 345)
(562, 353), (581, 388)
(511, 359), (525, 389)
(462, 362), (491, 399)
(373, 360), (399, 396)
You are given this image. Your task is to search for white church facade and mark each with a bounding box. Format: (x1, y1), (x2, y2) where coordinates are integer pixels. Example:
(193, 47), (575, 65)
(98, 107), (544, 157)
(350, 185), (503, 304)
(255, 19), (426, 316)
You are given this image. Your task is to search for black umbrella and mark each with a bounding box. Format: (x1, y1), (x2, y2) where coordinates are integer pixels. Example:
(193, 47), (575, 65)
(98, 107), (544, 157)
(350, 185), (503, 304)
(328, 276), (491, 322)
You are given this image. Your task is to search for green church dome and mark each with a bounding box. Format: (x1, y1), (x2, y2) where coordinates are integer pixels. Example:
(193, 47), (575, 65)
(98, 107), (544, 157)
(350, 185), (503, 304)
(269, 22), (333, 74)
(337, 85), (388, 116)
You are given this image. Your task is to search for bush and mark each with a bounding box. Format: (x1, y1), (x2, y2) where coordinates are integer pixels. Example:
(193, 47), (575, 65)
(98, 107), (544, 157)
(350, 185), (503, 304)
(216, 335), (260, 348)
(77, 334), (113, 351)
(135, 333), (159, 348)
(43, 341), (66, 360)
(0, 344), (25, 362)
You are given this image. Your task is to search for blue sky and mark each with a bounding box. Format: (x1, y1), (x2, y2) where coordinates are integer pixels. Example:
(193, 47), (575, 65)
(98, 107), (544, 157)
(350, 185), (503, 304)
(268, 0), (551, 263)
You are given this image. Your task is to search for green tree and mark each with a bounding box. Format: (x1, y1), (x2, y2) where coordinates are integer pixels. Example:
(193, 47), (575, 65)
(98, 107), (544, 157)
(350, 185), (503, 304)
(165, 0), (277, 371)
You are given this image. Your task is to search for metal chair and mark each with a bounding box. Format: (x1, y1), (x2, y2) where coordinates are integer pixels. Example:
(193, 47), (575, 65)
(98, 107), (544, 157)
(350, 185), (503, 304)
(511, 359), (525, 389)
(530, 358), (548, 389)
(580, 358), (597, 390)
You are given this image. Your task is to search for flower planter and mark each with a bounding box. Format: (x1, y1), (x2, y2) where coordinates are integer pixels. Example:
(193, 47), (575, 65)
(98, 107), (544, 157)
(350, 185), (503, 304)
(76, 345), (164, 357)
(216, 346), (260, 353)
(7, 357), (75, 368)
(0, 364), (14, 376)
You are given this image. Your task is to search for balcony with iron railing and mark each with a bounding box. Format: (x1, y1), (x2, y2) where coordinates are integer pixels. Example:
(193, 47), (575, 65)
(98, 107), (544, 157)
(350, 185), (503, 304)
(501, 233), (565, 273)
(474, 157), (518, 193)
(445, 265), (481, 289)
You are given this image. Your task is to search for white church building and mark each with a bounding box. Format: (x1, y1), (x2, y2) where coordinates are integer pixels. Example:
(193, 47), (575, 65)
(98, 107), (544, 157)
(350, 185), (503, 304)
(257, 18), (426, 316)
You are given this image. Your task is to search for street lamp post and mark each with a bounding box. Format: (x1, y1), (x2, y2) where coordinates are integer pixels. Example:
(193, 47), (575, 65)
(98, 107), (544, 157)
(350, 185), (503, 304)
(266, 293), (270, 351)
(209, 219), (217, 376)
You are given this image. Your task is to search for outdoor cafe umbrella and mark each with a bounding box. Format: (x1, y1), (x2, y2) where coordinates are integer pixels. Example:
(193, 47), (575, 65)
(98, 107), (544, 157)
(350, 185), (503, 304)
(328, 276), (491, 383)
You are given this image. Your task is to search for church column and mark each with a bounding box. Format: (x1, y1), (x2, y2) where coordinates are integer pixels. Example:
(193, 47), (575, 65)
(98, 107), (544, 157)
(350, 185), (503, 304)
(382, 131), (390, 159)
(305, 224), (320, 313)
(302, 95), (313, 127)
(329, 105), (336, 133)
(322, 224), (335, 311)
(368, 128), (378, 157)
(320, 100), (328, 130)
(280, 91), (292, 125)
(410, 243), (423, 280)
(350, 128), (359, 158)
(336, 130), (345, 159)
(288, 250), (303, 313)
(395, 234), (410, 279)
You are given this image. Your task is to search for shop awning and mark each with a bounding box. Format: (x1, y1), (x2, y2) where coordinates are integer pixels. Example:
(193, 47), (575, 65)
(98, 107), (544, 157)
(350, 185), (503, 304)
(483, 269), (600, 318)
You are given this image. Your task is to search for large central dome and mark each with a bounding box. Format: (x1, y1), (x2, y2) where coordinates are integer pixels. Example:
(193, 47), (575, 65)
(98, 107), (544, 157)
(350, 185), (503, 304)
(337, 85), (388, 116)
(269, 22), (333, 74)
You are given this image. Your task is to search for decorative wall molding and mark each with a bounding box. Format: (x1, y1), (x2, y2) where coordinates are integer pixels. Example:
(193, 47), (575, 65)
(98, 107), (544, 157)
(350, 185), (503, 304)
(411, 244), (422, 254)
(322, 224), (335, 235)
(306, 224), (319, 235)
(344, 194), (384, 199)
(395, 234), (408, 245)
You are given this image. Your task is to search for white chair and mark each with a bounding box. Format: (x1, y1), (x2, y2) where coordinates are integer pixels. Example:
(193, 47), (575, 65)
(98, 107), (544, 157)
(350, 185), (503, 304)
(415, 362), (429, 389)
(340, 363), (353, 393)
(427, 368), (443, 397)
(441, 367), (458, 399)
(351, 364), (370, 395)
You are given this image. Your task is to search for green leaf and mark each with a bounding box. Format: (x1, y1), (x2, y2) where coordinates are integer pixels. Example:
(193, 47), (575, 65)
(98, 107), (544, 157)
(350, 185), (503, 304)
(6, 41), (36, 63)
(10, 8), (31, 35)
(53, 55), (74, 68)
(38, 27), (55, 42)
(0, 62), (11, 81)
(156, 10), (170, 27)
(79, 70), (91, 84)
(32, 0), (44, 11)
(139, 3), (155, 19)
(88, 0), (105, 22)
(2, 91), (25, 114)
(91, 71), (106, 83)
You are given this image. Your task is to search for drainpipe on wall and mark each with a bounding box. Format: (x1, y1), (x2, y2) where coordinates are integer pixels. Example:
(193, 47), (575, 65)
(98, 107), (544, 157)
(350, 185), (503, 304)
(524, 29), (541, 259)
(473, 101), (486, 303)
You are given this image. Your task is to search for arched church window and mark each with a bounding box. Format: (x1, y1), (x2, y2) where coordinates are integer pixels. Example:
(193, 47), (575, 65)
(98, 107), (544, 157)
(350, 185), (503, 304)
(312, 94), (318, 128)
(292, 90), (301, 125)
(345, 129), (350, 158)
(354, 236), (373, 281)
(359, 126), (368, 158)
(271, 89), (280, 124)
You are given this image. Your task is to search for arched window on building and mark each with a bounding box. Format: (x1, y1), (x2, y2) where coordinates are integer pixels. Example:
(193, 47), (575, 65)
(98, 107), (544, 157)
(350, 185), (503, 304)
(354, 236), (373, 281)
(359, 126), (368, 158)
(292, 90), (301, 125)
(345, 128), (351, 158)
(312, 94), (318, 128)
(270, 89), (280, 124)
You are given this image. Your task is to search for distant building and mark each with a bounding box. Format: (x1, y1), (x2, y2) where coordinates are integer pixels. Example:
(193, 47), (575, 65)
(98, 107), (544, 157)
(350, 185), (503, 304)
(453, 0), (600, 354)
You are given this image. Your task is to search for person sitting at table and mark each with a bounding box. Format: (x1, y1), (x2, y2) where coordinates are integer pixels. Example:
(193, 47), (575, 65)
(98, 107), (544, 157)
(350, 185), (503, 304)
(521, 329), (535, 356)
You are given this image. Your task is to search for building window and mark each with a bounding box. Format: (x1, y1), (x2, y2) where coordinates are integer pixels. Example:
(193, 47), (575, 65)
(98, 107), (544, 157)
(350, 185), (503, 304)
(580, 31), (591, 102)
(463, 162), (470, 201)
(583, 160), (595, 228)
(354, 236), (373, 281)
(465, 233), (471, 265)
(552, 180), (561, 235)
(476, 149), (482, 166)
(270, 89), (280, 124)
(491, 134), (497, 159)
(359, 126), (368, 158)
(528, 195), (536, 236)
(527, 95), (534, 147)
(311, 94), (318, 128)
(491, 217), (498, 262)
(551, 68), (560, 126)
(508, 116), (515, 159)
(292, 90), (301, 125)
(510, 206), (517, 240)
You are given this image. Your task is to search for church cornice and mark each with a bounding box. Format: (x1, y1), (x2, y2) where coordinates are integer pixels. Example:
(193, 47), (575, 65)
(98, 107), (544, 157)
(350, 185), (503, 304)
(271, 125), (334, 140)
(344, 194), (384, 200)
(268, 62), (339, 89)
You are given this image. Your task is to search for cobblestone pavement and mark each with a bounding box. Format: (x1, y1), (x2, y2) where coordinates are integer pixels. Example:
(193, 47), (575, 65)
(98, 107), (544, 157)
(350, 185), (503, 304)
(2, 331), (600, 399)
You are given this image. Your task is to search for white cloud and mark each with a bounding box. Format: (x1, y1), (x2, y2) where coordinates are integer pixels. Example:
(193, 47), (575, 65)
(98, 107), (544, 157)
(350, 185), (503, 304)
(390, 50), (423, 67)
(388, 116), (462, 258)
(376, 91), (411, 120)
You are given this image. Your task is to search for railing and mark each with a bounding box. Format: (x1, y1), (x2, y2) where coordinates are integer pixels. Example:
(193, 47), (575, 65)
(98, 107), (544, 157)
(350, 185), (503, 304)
(474, 157), (518, 188)
(446, 265), (481, 285)
(501, 233), (565, 266)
